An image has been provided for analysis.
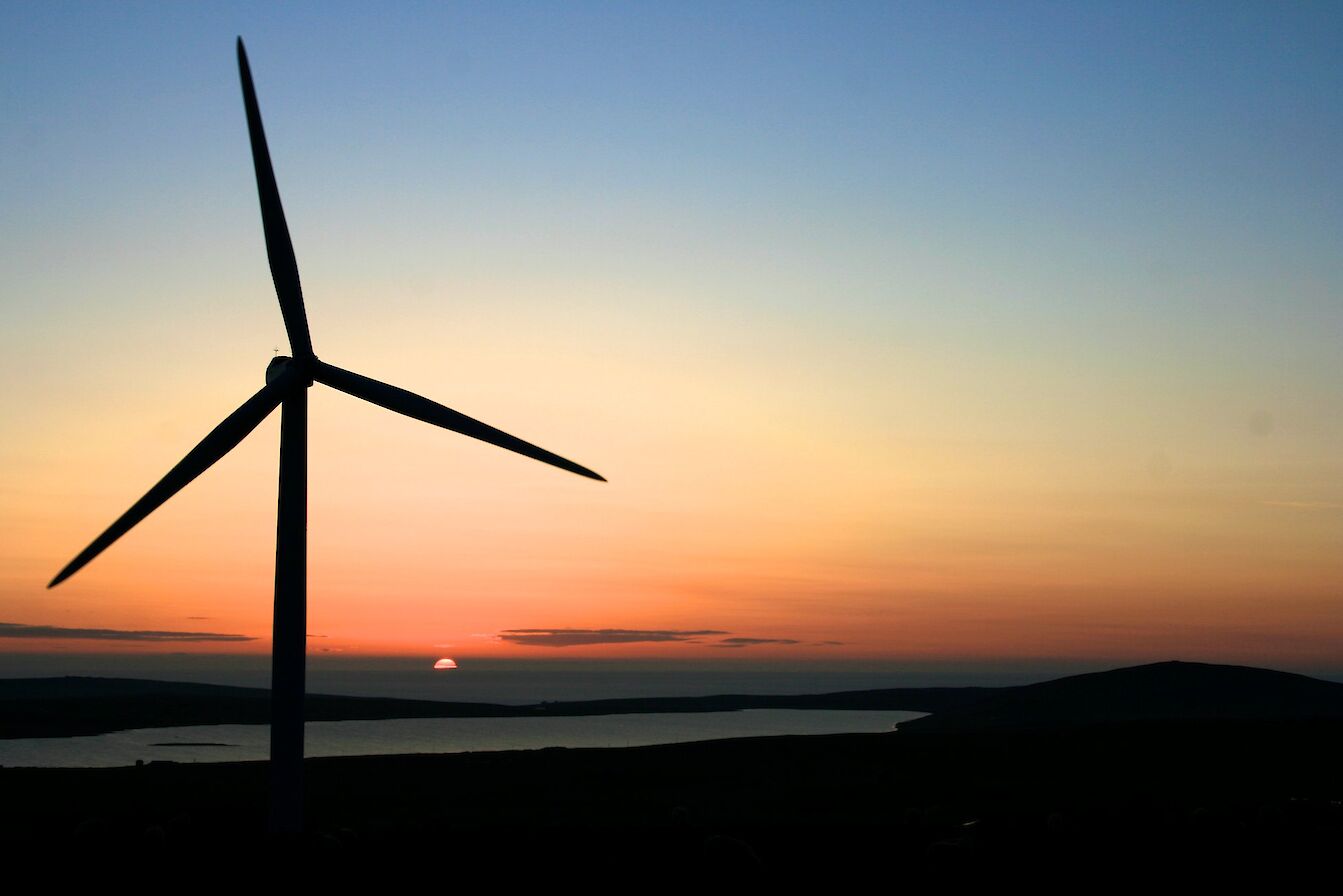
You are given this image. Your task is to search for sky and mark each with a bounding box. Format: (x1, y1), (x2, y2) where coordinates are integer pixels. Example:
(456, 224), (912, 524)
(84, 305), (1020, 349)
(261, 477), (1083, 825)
(2, 2), (1342, 675)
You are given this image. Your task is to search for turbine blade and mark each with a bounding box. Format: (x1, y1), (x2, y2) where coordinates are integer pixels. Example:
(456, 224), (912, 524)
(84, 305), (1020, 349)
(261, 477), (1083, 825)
(48, 372), (297, 588)
(237, 37), (314, 360)
(312, 360), (605, 482)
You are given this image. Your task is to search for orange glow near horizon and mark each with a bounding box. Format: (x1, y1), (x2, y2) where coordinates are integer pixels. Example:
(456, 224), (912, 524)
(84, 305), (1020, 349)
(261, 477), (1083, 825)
(6, 334), (1343, 672)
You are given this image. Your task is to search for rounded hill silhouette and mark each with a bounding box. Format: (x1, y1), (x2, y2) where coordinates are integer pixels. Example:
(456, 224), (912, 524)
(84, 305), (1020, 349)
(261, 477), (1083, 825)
(898, 660), (1343, 733)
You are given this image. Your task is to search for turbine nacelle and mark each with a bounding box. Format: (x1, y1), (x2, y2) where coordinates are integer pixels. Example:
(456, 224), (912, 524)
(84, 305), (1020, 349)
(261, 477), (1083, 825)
(266, 354), (312, 387)
(266, 354), (295, 384)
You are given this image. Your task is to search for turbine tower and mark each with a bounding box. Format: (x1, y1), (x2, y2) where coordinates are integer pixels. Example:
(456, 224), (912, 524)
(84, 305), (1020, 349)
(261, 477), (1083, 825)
(48, 39), (604, 834)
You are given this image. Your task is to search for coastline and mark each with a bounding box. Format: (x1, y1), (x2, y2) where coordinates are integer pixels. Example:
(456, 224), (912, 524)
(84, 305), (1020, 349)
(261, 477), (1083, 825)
(0, 676), (984, 739)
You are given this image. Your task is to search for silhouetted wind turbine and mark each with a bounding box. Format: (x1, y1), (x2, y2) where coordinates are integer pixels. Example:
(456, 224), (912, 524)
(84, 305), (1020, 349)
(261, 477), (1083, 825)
(48, 38), (604, 834)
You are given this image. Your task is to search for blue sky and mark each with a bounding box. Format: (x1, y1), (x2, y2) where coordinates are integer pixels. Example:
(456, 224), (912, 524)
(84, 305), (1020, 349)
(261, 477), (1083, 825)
(5, 3), (1340, 356)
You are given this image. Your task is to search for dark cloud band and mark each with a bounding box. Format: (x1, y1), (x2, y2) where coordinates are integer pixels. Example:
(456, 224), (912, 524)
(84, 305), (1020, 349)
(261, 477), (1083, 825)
(715, 637), (802, 648)
(0, 622), (256, 643)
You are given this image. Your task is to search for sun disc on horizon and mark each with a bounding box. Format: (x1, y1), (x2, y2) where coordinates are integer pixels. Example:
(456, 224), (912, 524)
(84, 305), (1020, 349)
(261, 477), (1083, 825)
(433, 657), (459, 670)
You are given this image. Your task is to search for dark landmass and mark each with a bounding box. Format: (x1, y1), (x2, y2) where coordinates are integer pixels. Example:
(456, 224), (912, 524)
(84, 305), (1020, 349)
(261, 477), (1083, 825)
(8, 659), (1343, 741)
(898, 660), (1343, 733)
(0, 675), (989, 739)
(4, 661), (1342, 879)
(4, 720), (1340, 881)
(7, 660), (1343, 741)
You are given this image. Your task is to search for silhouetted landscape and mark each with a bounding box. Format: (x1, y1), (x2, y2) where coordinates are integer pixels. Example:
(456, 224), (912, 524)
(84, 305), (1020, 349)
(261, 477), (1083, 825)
(7, 659), (1342, 739)
(897, 660), (1343, 732)
(4, 661), (1341, 879)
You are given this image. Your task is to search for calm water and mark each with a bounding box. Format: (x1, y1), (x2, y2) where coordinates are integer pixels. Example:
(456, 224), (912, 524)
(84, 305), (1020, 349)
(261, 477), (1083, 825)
(0, 709), (924, 768)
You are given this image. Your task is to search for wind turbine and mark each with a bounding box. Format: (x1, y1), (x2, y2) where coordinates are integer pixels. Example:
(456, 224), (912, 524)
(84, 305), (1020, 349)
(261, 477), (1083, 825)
(48, 38), (604, 834)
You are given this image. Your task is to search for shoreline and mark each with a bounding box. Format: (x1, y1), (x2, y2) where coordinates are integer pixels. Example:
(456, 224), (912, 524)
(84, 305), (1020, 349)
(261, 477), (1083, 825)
(0, 707), (922, 768)
(0, 676), (981, 739)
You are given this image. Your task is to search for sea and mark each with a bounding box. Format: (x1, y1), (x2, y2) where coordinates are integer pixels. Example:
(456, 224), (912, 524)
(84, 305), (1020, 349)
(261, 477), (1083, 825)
(0, 709), (928, 768)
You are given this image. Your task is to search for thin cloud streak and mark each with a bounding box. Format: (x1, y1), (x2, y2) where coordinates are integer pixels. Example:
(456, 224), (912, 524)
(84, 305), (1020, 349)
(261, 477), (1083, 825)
(714, 637), (803, 648)
(499, 629), (824, 649)
(0, 622), (256, 643)
(499, 628), (728, 647)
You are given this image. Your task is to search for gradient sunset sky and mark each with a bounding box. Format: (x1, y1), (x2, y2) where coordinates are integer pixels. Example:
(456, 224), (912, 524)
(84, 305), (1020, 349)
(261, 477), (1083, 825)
(3, 2), (1341, 671)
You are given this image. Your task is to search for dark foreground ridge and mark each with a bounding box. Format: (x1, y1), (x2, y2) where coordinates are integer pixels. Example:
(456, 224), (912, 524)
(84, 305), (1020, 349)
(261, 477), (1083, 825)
(3, 721), (1341, 882)
(0, 675), (989, 739)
